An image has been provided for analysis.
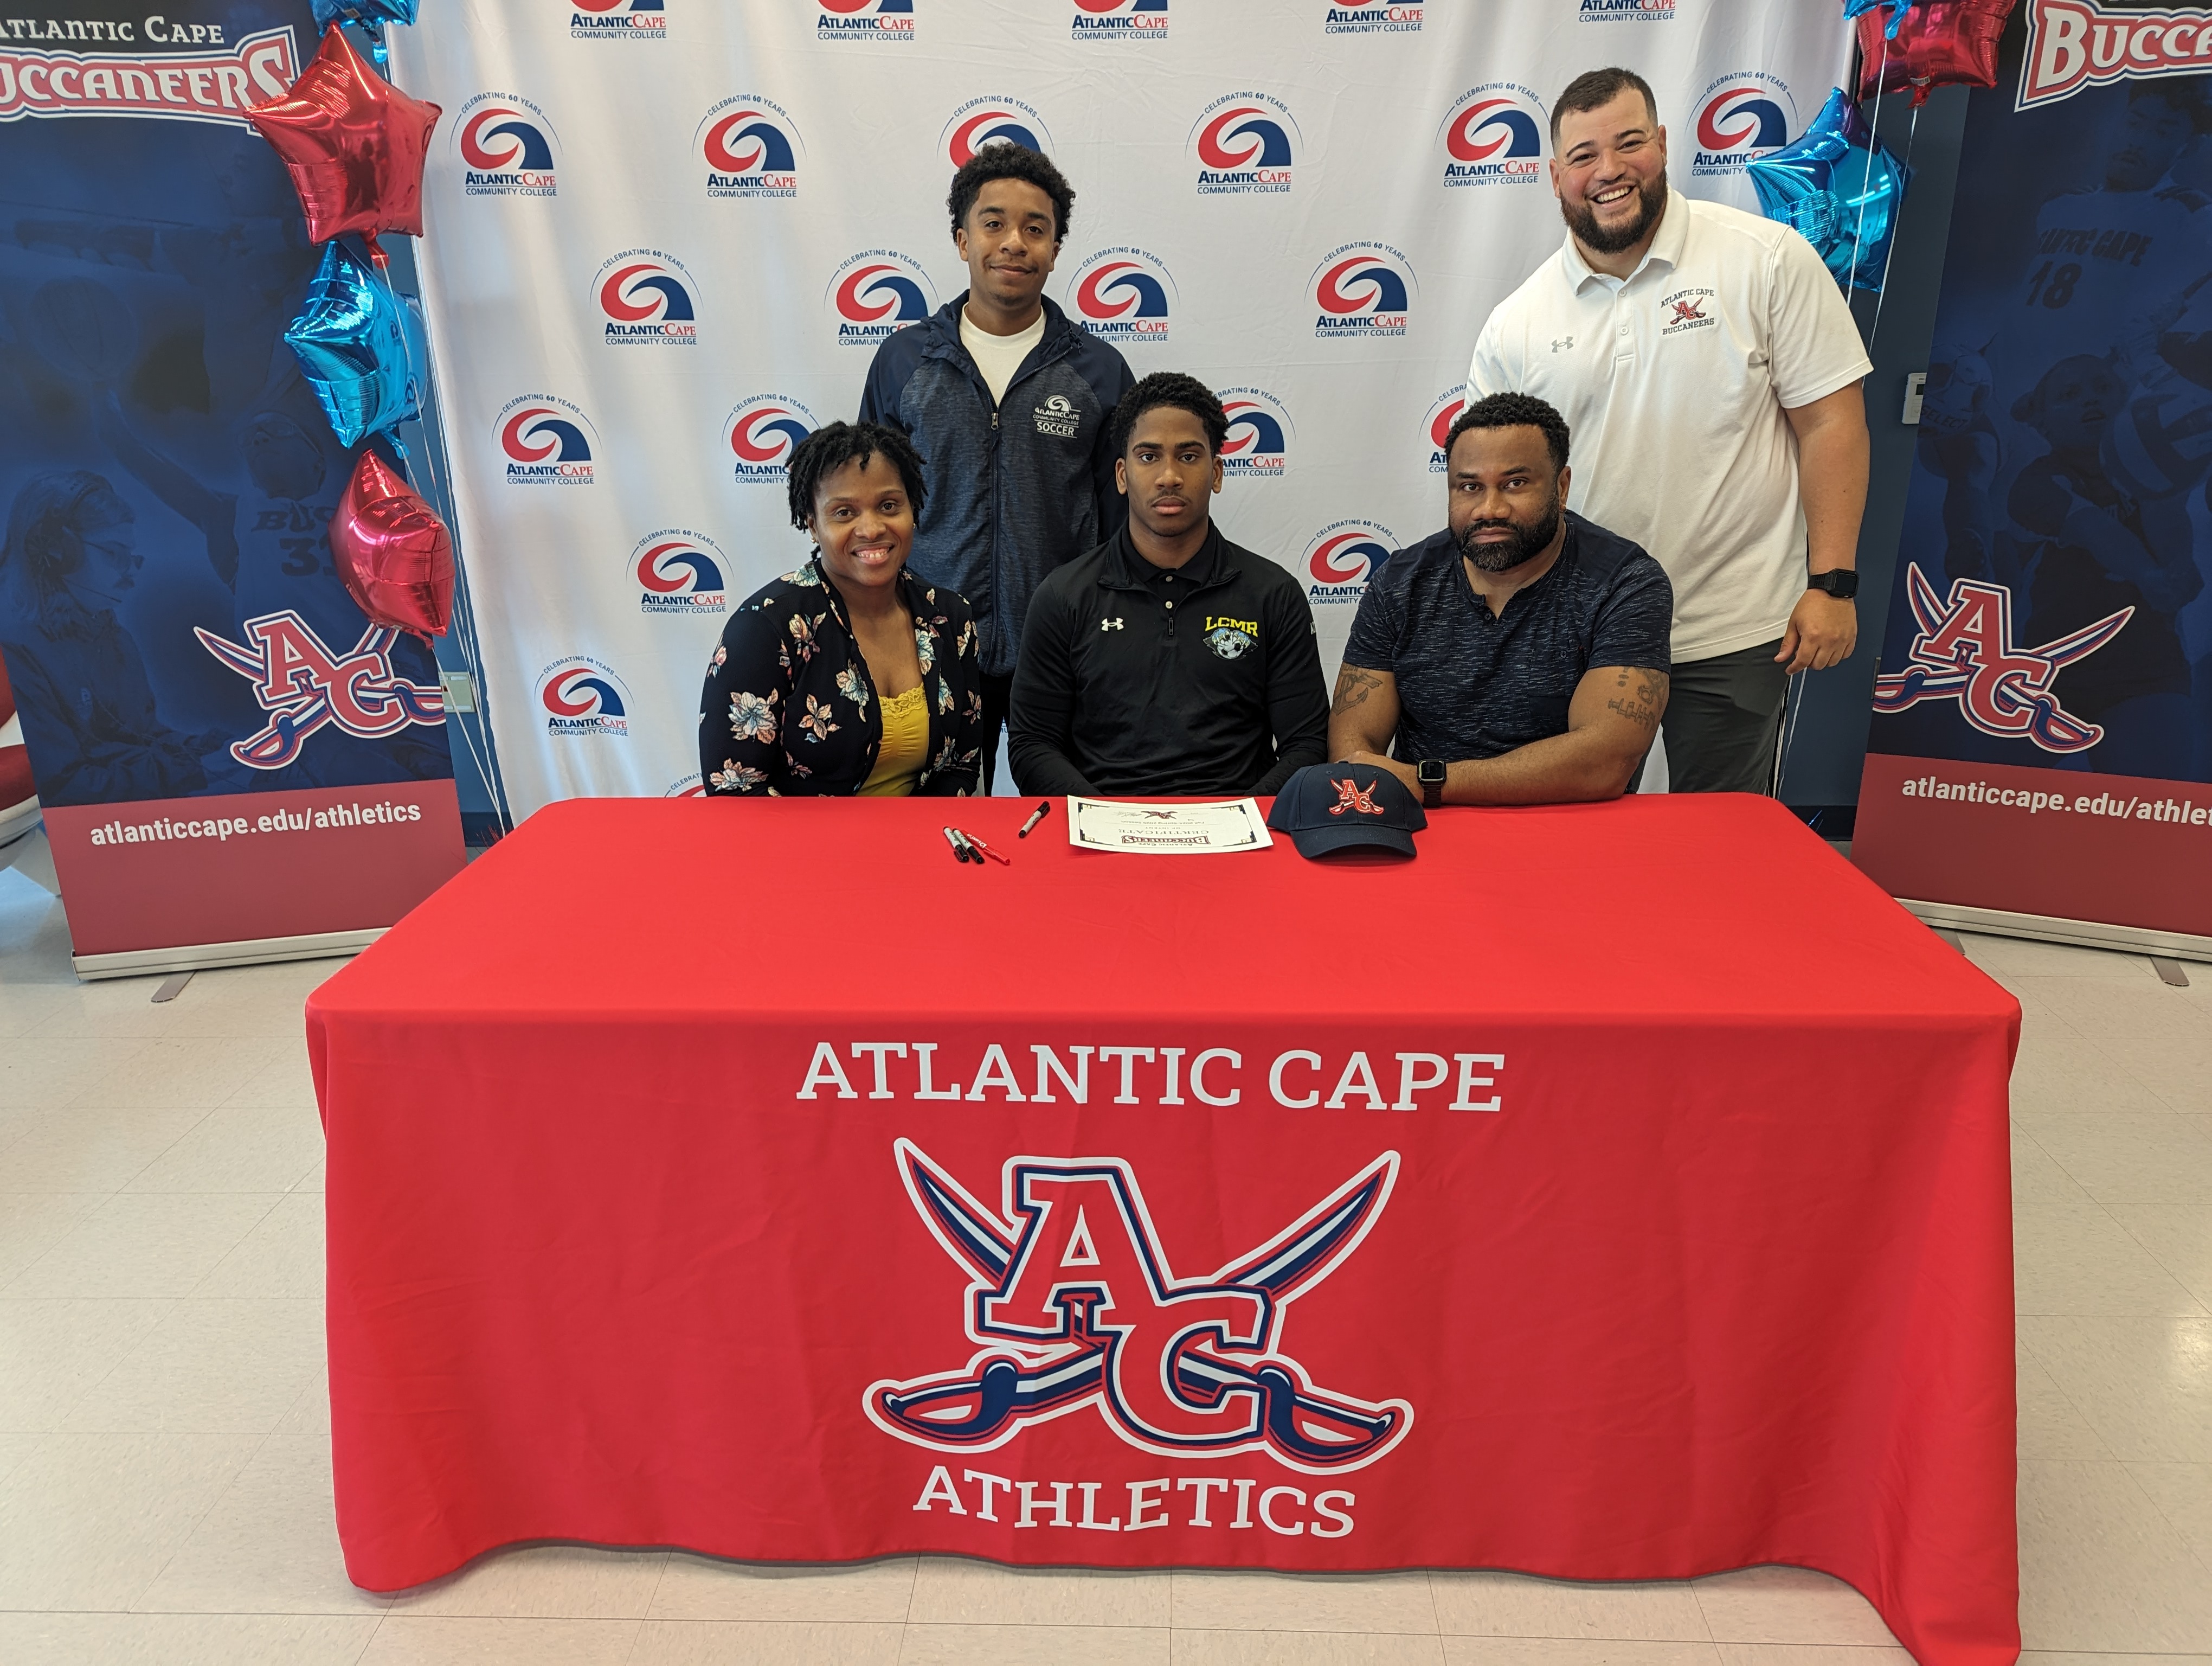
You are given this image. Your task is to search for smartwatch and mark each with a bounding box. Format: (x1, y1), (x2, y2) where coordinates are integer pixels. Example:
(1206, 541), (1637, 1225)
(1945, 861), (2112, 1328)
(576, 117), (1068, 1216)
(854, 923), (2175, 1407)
(1806, 569), (1859, 600)
(1417, 759), (1446, 808)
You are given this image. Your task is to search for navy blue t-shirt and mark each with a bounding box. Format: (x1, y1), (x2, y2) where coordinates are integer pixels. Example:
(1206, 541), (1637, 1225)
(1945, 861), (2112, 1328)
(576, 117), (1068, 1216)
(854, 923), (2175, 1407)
(1343, 512), (1673, 762)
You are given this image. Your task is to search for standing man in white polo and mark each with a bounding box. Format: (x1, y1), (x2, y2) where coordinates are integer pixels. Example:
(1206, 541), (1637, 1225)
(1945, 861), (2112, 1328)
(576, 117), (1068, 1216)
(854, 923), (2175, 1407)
(1467, 67), (1872, 794)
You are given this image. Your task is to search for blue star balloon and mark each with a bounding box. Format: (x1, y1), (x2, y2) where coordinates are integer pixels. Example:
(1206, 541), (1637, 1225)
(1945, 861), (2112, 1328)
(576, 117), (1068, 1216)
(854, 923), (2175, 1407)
(1746, 88), (1911, 293)
(311, 0), (419, 26)
(1842, 0), (1917, 40)
(284, 240), (428, 448)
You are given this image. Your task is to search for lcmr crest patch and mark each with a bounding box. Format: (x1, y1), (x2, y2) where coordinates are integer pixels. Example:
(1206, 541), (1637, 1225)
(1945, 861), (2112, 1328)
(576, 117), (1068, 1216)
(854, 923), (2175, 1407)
(1205, 616), (1257, 659)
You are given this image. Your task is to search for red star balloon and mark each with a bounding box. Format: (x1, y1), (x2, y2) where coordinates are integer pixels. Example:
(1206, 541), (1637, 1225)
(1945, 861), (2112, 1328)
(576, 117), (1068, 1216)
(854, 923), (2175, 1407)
(247, 25), (440, 257)
(1857, 0), (2020, 106)
(333, 448), (454, 642)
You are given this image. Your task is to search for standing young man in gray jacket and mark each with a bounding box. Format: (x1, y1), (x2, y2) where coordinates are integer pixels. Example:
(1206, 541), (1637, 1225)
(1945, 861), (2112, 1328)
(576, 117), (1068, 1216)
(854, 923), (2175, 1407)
(860, 145), (1135, 789)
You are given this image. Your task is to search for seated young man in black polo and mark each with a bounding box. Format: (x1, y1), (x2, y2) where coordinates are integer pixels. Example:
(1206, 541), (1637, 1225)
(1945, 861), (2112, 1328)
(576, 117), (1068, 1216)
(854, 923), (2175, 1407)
(1329, 392), (1672, 806)
(1009, 372), (1328, 796)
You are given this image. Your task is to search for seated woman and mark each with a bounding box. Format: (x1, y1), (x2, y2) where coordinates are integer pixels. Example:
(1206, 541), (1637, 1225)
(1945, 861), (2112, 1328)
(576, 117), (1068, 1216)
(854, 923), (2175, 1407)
(699, 422), (984, 797)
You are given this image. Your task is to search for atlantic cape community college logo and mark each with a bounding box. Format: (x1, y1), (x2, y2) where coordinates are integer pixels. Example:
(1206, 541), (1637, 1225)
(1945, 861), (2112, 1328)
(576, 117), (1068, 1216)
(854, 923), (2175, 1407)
(456, 93), (558, 196)
(942, 97), (1051, 169)
(724, 396), (817, 486)
(1439, 85), (1545, 188)
(1872, 565), (2132, 753)
(0, 27), (298, 127)
(699, 97), (800, 198)
(1325, 0), (1422, 34)
(828, 251), (935, 347)
(818, 0), (915, 42)
(1072, 0), (1167, 43)
(570, 0), (665, 40)
(1311, 244), (1414, 339)
(1218, 387), (1291, 479)
(497, 395), (597, 486)
(595, 250), (698, 345)
(1072, 247), (1175, 343)
(1690, 73), (1792, 176)
(629, 529), (728, 616)
(537, 656), (630, 736)
(1192, 93), (1297, 195)
(868, 1140), (1412, 1482)
(1425, 387), (1465, 472)
(1304, 519), (1396, 603)
(1580, 0), (1675, 19)
(195, 612), (445, 771)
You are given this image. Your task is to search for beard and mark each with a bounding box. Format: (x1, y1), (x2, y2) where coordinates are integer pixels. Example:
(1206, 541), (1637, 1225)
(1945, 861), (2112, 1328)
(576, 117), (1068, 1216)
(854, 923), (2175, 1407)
(1561, 173), (1667, 255)
(1456, 495), (1561, 573)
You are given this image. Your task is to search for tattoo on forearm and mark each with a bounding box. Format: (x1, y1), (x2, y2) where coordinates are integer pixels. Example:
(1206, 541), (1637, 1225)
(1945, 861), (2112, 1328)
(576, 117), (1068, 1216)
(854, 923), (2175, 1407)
(1605, 670), (1667, 731)
(1330, 665), (1386, 717)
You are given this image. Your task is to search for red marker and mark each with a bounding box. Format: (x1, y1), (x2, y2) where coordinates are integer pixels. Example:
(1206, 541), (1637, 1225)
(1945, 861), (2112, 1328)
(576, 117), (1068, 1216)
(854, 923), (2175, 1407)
(963, 830), (1011, 866)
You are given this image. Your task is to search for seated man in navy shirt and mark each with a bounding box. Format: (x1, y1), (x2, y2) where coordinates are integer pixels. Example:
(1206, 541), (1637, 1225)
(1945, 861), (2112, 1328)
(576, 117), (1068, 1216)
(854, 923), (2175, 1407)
(1328, 392), (1671, 806)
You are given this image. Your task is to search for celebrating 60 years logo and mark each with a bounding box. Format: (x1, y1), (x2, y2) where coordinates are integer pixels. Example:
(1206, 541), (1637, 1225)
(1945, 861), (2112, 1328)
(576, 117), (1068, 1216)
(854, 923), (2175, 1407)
(1690, 73), (1792, 176)
(828, 250), (936, 347)
(699, 96), (801, 198)
(536, 656), (630, 735)
(1311, 243), (1414, 339)
(724, 396), (818, 485)
(1304, 518), (1397, 603)
(1071, 247), (1176, 343)
(628, 529), (728, 616)
(456, 93), (558, 197)
(1071, 0), (1167, 42)
(818, 0), (915, 42)
(1218, 387), (1293, 479)
(866, 1140), (1413, 1473)
(594, 250), (698, 345)
(570, 0), (665, 40)
(496, 395), (597, 486)
(1191, 93), (1298, 195)
(1424, 387), (1465, 472)
(942, 97), (1051, 169)
(1439, 85), (1544, 188)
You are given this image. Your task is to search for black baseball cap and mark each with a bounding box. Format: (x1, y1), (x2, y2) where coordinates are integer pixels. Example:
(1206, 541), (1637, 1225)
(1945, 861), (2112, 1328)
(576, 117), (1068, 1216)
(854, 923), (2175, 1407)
(1267, 761), (1427, 859)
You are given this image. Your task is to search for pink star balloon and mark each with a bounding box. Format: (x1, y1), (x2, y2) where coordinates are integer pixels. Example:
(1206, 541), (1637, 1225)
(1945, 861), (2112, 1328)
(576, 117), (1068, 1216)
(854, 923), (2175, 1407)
(333, 448), (454, 642)
(247, 25), (440, 258)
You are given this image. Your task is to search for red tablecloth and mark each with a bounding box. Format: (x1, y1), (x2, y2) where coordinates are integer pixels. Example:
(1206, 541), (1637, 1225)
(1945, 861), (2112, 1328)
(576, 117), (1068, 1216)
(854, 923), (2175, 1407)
(309, 794), (2020, 1663)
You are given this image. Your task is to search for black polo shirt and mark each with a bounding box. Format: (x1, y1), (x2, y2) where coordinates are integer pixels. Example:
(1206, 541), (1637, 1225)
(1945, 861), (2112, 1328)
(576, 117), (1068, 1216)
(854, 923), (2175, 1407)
(1008, 524), (1329, 796)
(1343, 512), (1672, 762)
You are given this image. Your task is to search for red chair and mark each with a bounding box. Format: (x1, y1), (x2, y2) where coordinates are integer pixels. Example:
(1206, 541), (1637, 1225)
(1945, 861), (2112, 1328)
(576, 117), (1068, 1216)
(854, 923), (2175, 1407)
(0, 649), (42, 868)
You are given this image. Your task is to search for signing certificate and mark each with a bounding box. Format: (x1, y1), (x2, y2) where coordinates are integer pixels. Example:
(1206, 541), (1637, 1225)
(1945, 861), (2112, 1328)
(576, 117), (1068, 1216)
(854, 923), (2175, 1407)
(1066, 796), (1275, 855)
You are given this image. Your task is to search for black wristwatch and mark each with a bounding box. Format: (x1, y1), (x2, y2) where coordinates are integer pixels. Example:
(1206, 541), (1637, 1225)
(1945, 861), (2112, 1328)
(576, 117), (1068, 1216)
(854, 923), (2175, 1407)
(1806, 569), (1859, 600)
(1417, 759), (1446, 808)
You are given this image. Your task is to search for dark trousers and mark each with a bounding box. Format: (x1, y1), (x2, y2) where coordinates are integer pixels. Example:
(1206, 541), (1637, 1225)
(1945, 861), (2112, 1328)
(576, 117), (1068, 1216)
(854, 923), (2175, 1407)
(979, 670), (1016, 794)
(1661, 637), (1790, 795)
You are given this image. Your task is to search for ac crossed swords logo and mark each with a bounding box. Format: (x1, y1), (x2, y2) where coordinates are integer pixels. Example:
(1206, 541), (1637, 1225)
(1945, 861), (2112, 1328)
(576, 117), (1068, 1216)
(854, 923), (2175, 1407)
(866, 1140), (1413, 1473)
(1668, 297), (1706, 325)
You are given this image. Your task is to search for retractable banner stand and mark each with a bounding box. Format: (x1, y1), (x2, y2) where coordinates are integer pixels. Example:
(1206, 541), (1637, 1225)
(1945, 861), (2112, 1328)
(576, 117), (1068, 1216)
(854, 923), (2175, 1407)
(1852, 0), (2212, 956)
(0, 0), (466, 978)
(389, 0), (1850, 817)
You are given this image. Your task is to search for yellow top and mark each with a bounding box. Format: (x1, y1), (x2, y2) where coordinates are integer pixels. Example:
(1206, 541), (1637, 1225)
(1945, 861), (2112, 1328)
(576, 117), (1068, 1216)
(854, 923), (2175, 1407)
(858, 684), (929, 797)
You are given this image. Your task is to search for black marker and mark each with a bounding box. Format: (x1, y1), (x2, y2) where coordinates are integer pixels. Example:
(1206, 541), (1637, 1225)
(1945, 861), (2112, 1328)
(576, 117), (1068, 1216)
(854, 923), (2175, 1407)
(941, 825), (971, 863)
(1017, 800), (1052, 839)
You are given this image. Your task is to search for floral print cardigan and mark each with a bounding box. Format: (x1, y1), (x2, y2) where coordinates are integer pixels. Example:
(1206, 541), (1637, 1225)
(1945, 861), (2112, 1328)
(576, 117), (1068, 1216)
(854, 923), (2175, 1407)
(697, 558), (985, 797)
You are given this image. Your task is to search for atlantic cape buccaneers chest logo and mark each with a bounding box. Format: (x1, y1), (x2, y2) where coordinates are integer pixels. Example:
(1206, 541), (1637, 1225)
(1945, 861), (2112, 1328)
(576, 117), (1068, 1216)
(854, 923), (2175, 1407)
(866, 1140), (1412, 1472)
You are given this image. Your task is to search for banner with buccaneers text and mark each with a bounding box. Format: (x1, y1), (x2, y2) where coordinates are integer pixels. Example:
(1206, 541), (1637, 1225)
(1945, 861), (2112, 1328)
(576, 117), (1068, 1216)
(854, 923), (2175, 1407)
(0, 0), (465, 975)
(1854, 0), (2212, 946)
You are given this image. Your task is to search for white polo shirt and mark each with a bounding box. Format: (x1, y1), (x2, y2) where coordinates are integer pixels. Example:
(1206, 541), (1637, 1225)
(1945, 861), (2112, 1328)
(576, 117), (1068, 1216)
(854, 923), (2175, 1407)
(1468, 190), (1871, 663)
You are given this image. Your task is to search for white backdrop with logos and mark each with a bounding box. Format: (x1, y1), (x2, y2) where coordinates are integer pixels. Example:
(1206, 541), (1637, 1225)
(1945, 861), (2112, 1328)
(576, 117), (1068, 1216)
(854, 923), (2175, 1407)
(391, 0), (1849, 815)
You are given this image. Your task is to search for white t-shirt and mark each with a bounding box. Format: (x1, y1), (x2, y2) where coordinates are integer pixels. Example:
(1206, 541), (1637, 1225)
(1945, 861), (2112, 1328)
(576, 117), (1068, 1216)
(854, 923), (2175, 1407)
(1468, 191), (1872, 663)
(960, 306), (1046, 408)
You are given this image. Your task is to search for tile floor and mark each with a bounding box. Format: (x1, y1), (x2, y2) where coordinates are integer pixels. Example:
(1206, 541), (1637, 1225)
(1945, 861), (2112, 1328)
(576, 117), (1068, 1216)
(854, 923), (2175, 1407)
(2, 834), (2209, 1664)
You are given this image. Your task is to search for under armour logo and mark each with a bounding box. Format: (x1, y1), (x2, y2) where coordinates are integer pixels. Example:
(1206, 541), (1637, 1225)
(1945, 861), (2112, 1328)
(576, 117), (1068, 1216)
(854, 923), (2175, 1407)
(1100, 617), (1125, 631)
(1549, 336), (1574, 352)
